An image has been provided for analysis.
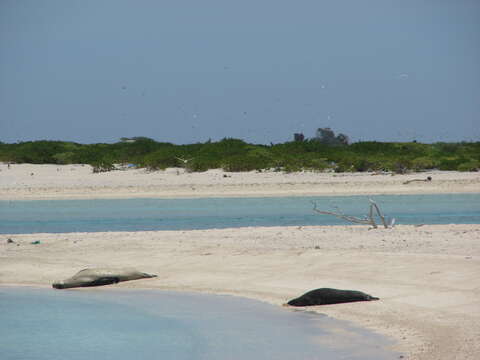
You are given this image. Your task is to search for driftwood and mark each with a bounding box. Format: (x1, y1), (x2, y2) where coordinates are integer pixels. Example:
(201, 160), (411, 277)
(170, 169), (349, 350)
(370, 171), (392, 176)
(403, 176), (432, 185)
(311, 199), (395, 229)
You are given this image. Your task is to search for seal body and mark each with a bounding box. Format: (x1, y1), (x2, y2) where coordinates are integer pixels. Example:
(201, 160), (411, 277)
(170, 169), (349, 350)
(52, 268), (157, 289)
(287, 288), (379, 306)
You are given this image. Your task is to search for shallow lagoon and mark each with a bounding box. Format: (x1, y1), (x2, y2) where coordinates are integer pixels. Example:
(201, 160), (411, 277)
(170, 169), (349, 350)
(1, 193), (479, 234)
(0, 287), (396, 360)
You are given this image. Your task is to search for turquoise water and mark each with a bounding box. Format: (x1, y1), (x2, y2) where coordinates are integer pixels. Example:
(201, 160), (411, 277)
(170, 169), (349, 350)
(0, 287), (396, 360)
(1, 193), (479, 234)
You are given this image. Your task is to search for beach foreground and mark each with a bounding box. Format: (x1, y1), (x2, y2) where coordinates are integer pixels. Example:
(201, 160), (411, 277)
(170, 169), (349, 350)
(2, 224), (479, 360)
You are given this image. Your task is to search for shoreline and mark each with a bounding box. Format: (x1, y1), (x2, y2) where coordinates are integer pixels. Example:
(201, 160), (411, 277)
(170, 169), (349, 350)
(1, 189), (478, 201)
(2, 225), (480, 360)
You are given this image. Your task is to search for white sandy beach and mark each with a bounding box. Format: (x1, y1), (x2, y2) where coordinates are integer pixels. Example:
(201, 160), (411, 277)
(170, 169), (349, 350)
(0, 163), (479, 199)
(1, 164), (479, 359)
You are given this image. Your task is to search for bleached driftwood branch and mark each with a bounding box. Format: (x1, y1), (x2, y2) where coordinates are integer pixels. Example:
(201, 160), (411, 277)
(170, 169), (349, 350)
(311, 201), (374, 226)
(369, 199), (389, 228)
(311, 199), (395, 229)
(403, 176), (432, 185)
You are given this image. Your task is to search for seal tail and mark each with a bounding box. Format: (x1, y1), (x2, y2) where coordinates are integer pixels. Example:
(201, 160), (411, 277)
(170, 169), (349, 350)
(143, 273), (157, 278)
(369, 296), (380, 301)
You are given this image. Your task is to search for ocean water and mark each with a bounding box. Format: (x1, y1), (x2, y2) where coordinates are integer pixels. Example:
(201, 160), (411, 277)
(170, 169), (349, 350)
(1, 193), (479, 234)
(0, 287), (396, 360)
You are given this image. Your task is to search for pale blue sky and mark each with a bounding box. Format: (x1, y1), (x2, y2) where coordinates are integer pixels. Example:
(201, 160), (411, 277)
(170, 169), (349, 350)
(1, 0), (479, 144)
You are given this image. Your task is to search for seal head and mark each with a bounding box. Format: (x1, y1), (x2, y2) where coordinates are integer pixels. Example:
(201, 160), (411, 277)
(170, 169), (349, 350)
(52, 280), (66, 289)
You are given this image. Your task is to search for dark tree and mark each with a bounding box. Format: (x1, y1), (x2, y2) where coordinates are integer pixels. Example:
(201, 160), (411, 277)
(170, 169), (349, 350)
(294, 133), (305, 142)
(336, 133), (350, 145)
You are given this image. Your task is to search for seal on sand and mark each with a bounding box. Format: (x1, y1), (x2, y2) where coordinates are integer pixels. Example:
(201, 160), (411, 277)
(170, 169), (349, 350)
(52, 268), (157, 289)
(287, 288), (379, 306)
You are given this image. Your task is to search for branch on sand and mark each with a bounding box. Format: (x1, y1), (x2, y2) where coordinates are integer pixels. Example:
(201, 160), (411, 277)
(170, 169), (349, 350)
(311, 199), (395, 229)
(403, 176), (432, 185)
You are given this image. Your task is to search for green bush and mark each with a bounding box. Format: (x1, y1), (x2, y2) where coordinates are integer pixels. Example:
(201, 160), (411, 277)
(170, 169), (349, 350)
(411, 157), (437, 171)
(303, 158), (331, 171)
(334, 162), (355, 173)
(283, 162), (303, 173)
(186, 157), (221, 172)
(0, 139), (479, 173)
(434, 142), (462, 154)
(437, 157), (465, 171)
(142, 148), (179, 170)
(222, 154), (271, 172)
(457, 160), (479, 172)
(349, 158), (383, 172)
(90, 159), (115, 173)
(52, 152), (76, 164)
(378, 159), (412, 173)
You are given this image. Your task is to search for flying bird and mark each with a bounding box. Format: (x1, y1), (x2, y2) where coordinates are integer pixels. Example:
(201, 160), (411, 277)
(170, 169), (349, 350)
(176, 157), (193, 164)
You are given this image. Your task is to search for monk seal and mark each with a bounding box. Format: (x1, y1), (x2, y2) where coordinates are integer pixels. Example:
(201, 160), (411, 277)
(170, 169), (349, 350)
(52, 268), (157, 289)
(287, 288), (379, 306)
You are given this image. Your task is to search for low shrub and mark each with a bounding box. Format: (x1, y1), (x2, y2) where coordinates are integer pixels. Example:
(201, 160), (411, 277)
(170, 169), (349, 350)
(90, 160), (115, 173)
(457, 160), (480, 172)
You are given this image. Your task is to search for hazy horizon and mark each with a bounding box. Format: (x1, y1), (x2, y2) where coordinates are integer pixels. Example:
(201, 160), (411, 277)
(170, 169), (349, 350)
(1, 1), (479, 145)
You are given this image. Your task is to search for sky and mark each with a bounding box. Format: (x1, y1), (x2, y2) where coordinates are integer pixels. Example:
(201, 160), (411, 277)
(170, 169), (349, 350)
(1, 0), (479, 145)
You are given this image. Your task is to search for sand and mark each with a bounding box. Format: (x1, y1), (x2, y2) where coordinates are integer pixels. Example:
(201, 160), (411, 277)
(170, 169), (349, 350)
(1, 164), (480, 359)
(0, 163), (479, 199)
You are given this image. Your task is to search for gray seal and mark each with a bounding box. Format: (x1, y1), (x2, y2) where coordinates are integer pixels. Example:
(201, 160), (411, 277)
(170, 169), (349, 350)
(52, 268), (157, 289)
(287, 288), (379, 306)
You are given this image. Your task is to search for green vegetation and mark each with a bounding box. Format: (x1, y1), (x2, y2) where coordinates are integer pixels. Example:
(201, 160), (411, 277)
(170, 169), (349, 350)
(0, 138), (478, 173)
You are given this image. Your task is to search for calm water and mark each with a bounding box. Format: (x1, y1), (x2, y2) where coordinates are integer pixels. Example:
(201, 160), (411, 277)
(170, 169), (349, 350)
(1, 193), (479, 234)
(0, 287), (396, 360)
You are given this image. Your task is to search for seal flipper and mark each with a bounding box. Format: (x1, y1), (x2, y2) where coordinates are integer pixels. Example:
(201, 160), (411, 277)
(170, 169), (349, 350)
(85, 277), (120, 287)
(142, 273), (157, 278)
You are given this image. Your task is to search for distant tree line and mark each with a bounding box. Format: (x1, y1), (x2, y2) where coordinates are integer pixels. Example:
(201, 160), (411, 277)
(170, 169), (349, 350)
(0, 136), (479, 173)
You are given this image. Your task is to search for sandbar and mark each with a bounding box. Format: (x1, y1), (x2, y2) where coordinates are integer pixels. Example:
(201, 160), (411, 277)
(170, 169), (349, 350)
(0, 163), (478, 199)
